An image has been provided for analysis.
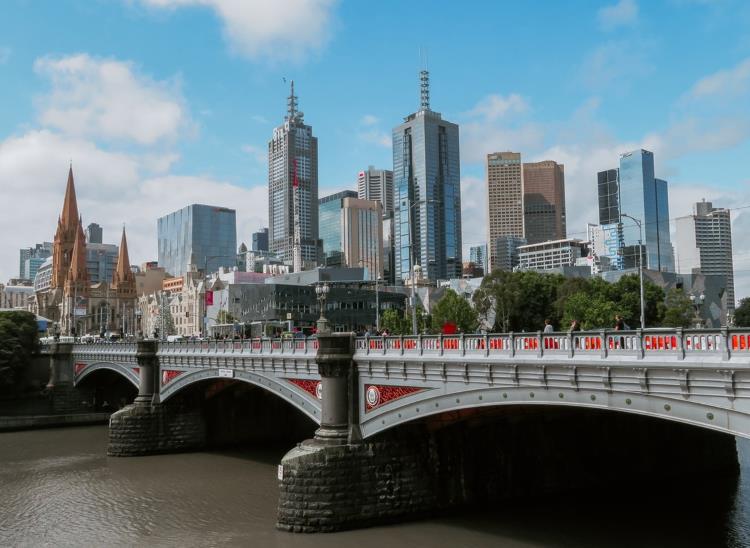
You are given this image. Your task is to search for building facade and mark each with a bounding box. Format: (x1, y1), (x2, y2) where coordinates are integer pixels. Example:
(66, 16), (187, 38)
(517, 239), (589, 271)
(341, 197), (384, 280)
(597, 168), (620, 225)
(319, 190), (357, 266)
(523, 160), (566, 245)
(252, 228), (269, 252)
(86, 223), (103, 244)
(674, 200), (735, 312)
(157, 204), (237, 277)
(86, 242), (119, 284)
(19, 242), (52, 281)
(0, 282), (34, 309)
(268, 81), (319, 270)
(393, 71), (462, 283)
(358, 166), (394, 215)
(469, 244), (488, 274)
(486, 152), (523, 271)
(493, 235), (527, 272)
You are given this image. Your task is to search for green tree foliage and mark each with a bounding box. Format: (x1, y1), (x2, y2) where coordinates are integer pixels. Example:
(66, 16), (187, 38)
(0, 311), (39, 390)
(380, 308), (408, 335)
(431, 289), (479, 333)
(661, 288), (694, 328)
(216, 310), (236, 324)
(735, 298), (750, 327)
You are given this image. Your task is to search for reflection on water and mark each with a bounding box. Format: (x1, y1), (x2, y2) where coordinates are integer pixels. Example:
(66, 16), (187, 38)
(0, 426), (748, 548)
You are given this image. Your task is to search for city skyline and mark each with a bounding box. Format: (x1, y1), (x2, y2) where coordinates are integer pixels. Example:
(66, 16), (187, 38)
(1, 1), (750, 298)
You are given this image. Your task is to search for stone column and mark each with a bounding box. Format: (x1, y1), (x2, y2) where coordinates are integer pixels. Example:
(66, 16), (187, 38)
(313, 332), (356, 445)
(134, 339), (159, 406)
(46, 342), (78, 413)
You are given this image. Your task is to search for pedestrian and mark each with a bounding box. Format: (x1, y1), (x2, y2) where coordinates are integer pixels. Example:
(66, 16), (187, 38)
(543, 319), (554, 333)
(614, 315), (625, 331)
(568, 319), (581, 332)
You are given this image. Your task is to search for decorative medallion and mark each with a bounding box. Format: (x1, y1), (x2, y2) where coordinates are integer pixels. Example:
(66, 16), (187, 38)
(74, 362), (86, 376)
(287, 378), (322, 400)
(161, 369), (184, 386)
(364, 384), (427, 412)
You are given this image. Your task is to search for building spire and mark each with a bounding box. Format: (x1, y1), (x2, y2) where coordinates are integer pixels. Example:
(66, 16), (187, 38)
(113, 226), (136, 292)
(61, 165), (80, 228)
(66, 219), (88, 287)
(419, 69), (430, 111)
(287, 79), (297, 119)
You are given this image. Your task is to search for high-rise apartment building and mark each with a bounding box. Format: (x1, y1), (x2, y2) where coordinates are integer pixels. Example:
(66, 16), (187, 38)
(596, 150), (674, 272)
(342, 197), (384, 280)
(358, 166), (394, 215)
(86, 223), (103, 244)
(393, 70), (462, 283)
(522, 161), (566, 245)
(268, 82), (319, 269)
(157, 204), (237, 277)
(319, 190), (357, 266)
(486, 152), (523, 271)
(252, 228), (269, 252)
(469, 244), (488, 274)
(675, 200), (735, 312)
(19, 242), (52, 280)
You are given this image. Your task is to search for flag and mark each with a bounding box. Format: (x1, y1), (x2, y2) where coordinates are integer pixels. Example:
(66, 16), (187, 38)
(205, 290), (213, 306)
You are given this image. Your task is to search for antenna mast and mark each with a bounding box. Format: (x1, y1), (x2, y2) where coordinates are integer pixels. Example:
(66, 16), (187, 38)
(419, 47), (430, 111)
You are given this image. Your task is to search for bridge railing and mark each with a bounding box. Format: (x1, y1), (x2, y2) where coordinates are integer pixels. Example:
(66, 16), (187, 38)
(156, 337), (319, 356)
(71, 342), (138, 355)
(354, 328), (750, 361)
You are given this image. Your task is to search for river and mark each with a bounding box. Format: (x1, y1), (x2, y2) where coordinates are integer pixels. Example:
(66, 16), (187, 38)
(0, 426), (748, 547)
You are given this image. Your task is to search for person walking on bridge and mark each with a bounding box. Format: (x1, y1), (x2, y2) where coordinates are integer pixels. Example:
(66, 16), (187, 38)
(543, 319), (554, 333)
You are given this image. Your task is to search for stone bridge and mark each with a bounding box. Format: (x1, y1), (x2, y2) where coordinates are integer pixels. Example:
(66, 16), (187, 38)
(42, 327), (750, 532)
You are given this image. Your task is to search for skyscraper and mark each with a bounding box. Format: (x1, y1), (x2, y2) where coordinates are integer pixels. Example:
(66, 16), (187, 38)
(319, 190), (357, 266)
(19, 242), (52, 280)
(157, 204), (237, 277)
(523, 160), (566, 245)
(268, 81), (319, 270)
(486, 152), (523, 271)
(469, 244), (487, 273)
(393, 70), (462, 283)
(86, 222), (103, 244)
(341, 197), (384, 280)
(675, 200), (735, 312)
(358, 166), (394, 215)
(252, 228), (269, 252)
(618, 149), (674, 272)
(597, 168), (620, 225)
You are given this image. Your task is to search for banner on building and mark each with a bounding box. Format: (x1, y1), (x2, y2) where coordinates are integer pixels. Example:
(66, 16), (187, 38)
(205, 290), (213, 306)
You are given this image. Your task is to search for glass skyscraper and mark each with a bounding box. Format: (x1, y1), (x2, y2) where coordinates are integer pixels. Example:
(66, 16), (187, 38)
(393, 70), (462, 282)
(319, 190), (357, 265)
(157, 204), (237, 277)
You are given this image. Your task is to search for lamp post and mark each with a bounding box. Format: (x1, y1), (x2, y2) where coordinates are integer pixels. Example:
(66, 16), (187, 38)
(620, 213), (645, 329)
(315, 282), (330, 334)
(690, 292), (705, 329)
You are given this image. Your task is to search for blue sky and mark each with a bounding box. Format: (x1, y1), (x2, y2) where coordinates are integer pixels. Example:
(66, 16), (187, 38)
(1, 0), (750, 298)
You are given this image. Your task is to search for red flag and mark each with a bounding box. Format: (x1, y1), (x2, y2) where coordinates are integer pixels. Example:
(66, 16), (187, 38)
(205, 290), (213, 306)
(293, 158), (299, 188)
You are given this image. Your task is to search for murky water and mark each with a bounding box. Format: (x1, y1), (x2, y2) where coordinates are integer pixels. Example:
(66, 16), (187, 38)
(1, 426), (748, 547)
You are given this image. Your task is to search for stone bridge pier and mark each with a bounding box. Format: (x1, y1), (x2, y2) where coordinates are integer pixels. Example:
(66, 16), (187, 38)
(276, 333), (741, 533)
(108, 340), (205, 456)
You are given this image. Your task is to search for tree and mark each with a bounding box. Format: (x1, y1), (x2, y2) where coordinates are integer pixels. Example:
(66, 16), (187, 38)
(661, 288), (693, 328)
(154, 295), (175, 338)
(0, 311), (39, 392)
(431, 289), (479, 333)
(380, 308), (408, 335)
(473, 270), (519, 332)
(216, 310), (236, 324)
(735, 298), (750, 327)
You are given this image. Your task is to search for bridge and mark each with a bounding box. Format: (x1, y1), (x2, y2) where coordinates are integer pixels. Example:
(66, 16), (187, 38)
(42, 327), (750, 532)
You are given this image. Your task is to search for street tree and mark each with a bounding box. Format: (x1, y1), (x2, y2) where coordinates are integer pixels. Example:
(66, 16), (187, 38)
(431, 289), (478, 333)
(661, 288), (693, 328)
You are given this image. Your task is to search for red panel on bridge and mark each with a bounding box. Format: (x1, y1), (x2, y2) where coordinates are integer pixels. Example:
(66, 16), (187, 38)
(287, 378), (322, 400)
(365, 385), (426, 412)
(161, 369), (185, 386)
(74, 362), (86, 376)
(133, 367), (140, 376)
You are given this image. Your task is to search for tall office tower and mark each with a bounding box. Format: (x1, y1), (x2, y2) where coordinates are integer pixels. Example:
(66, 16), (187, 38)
(393, 70), (462, 283)
(86, 223), (103, 244)
(268, 81), (319, 270)
(358, 166), (394, 215)
(522, 161), (566, 245)
(493, 235), (527, 272)
(319, 190), (357, 266)
(19, 242), (52, 280)
(486, 152), (523, 271)
(618, 149), (674, 272)
(85, 242), (119, 283)
(252, 228), (269, 252)
(675, 200), (735, 312)
(597, 168), (620, 225)
(469, 244), (487, 273)
(157, 204), (237, 277)
(342, 197), (384, 280)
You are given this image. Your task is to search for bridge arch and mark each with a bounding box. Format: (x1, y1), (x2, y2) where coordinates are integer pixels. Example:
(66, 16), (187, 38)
(74, 361), (139, 389)
(159, 368), (322, 424)
(361, 385), (750, 440)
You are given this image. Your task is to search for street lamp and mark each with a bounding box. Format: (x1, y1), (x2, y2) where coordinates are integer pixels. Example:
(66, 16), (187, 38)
(690, 292), (705, 329)
(315, 282), (330, 334)
(620, 213), (645, 329)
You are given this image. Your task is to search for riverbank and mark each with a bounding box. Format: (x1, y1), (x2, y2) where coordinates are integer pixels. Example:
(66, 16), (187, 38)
(0, 412), (110, 432)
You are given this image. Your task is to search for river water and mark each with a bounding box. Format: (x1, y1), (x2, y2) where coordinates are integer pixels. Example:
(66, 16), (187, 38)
(1, 426), (749, 548)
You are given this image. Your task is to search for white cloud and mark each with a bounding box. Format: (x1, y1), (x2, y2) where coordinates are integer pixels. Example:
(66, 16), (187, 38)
(579, 40), (654, 90)
(465, 94), (529, 121)
(598, 0), (639, 30)
(139, 0), (338, 61)
(358, 129), (391, 148)
(459, 176), (487, 248)
(34, 54), (191, 145)
(242, 144), (267, 164)
(0, 130), (267, 281)
(360, 114), (379, 126)
(685, 57), (750, 100)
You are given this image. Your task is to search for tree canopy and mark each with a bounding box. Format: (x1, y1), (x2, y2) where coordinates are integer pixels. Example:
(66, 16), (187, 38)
(735, 298), (750, 327)
(0, 310), (39, 391)
(431, 289), (479, 333)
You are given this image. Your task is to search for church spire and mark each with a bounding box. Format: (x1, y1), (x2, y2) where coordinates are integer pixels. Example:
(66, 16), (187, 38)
(66, 219), (88, 288)
(112, 226), (136, 295)
(60, 165), (80, 229)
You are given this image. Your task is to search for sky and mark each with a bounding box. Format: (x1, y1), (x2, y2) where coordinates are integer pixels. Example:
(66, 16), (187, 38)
(1, 0), (750, 300)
